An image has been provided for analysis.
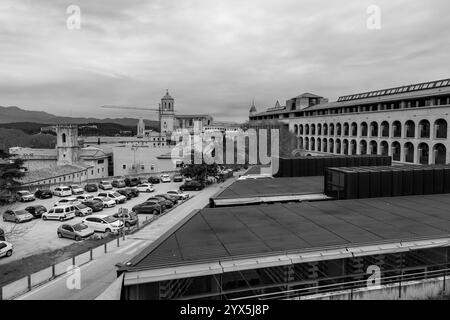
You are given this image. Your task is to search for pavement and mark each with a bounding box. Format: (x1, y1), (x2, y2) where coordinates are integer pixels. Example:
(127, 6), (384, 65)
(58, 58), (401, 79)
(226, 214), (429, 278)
(14, 174), (239, 300)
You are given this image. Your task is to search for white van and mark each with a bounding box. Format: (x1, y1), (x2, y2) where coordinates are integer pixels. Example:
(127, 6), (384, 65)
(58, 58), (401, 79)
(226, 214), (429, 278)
(53, 186), (72, 197)
(42, 205), (76, 222)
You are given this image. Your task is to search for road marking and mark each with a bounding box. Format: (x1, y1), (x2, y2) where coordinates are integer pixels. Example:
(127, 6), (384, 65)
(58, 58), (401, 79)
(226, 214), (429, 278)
(114, 239), (144, 254)
(126, 241), (149, 255)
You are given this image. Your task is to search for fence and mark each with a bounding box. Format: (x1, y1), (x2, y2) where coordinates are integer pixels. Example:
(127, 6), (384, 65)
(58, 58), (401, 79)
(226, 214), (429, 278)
(230, 265), (450, 301)
(0, 194), (194, 300)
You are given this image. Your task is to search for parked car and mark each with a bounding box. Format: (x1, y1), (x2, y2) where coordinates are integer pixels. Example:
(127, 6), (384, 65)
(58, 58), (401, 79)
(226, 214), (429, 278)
(99, 180), (113, 190)
(74, 203), (93, 217)
(124, 187), (139, 198)
(0, 190), (15, 204)
(112, 211), (139, 228)
(54, 197), (80, 207)
(116, 189), (133, 200)
(82, 199), (104, 212)
(53, 186), (72, 197)
(147, 196), (173, 209)
(24, 205), (47, 218)
(137, 183), (155, 193)
(42, 205), (76, 222)
(3, 209), (34, 223)
(82, 215), (123, 233)
(172, 174), (183, 182)
(0, 241), (13, 258)
(179, 180), (205, 191)
(155, 194), (178, 205)
(112, 179), (126, 188)
(132, 201), (164, 215)
(16, 190), (35, 202)
(93, 196), (116, 208)
(0, 228), (4, 241)
(160, 174), (171, 183)
(98, 192), (127, 204)
(84, 183), (98, 193)
(34, 189), (53, 199)
(69, 184), (84, 195)
(148, 176), (160, 184)
(76, 194), (94, 202)
(126, 177), (141, 187)
(57, 223), (94, 241)
(167, 190), (190, 200)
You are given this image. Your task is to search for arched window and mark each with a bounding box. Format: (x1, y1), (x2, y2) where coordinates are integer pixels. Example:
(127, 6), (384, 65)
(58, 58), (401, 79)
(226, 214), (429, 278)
(404, 142), (414, 163)
(419, 120), (430, 138)
(392, 121), (401, 138)
(370, 140), (378, 155)
(62, 133), (66, 143)
(360, 122), (368, 137)
(350, 140), (357, 155)
(435, 119), (447, 139)
(418, 142), (429, 164)
(405, 120), (415, 138)
(370, 122), (378, 137)
(351, 122), (357, 137)
(329, 139), (334, 153)
(380, 141), (389, 156)
(434, 143), (447, 164)
(392, 141), (401, 161)
(359, 140), (367, 155)
(381, 121), (389, 137)
(343, 123), (349, 136)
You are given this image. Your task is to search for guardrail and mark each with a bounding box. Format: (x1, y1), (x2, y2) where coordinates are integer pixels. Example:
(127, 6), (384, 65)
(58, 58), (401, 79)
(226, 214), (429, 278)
(0, 195), (194, 300)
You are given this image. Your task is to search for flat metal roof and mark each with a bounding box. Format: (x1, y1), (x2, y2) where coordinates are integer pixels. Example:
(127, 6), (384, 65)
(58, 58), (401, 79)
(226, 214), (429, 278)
(213, 176), (324, 200)
(123, 194), (450, 272)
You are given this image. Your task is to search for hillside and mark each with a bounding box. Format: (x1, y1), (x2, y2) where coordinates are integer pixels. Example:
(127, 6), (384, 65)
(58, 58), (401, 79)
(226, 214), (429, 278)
(0, 106), (159, 129)
(0, 128), (56, 152)
(0, 122), (155, 136)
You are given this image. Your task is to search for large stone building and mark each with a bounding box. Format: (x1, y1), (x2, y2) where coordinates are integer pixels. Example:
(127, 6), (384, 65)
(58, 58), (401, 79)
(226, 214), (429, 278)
(249, 78), (450, 165)
(10, 125), (110, 186)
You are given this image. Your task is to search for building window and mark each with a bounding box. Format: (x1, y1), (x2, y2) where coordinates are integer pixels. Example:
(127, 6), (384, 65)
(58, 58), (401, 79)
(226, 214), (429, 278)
(91, 170), (94, 175)
(141, 165), (145, 170)
(62, 133), (66, 143)
(123, 165), (126, 170)
(151, 165), (155, 171)
(98, 159), (104, 164)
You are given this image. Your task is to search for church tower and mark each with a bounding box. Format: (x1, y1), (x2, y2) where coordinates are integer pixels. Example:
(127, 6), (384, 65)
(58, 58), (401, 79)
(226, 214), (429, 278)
(160, 89), (175, 134)
(249, 100), (257, 116)
(56, 125), (80, 166)
(137, 117), (145, 138)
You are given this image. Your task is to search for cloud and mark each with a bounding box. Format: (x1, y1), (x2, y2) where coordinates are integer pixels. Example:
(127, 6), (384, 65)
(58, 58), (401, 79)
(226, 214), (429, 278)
(0, 0), (449, 121)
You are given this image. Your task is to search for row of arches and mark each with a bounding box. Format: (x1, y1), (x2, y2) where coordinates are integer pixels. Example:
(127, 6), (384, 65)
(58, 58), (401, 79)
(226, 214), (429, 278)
(293, 119), (448, 140)
(299, 137), (447, 164)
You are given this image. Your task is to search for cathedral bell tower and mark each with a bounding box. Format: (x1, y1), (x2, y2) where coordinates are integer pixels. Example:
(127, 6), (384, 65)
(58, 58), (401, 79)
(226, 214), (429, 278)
(160, 89), (175, 135)
(56, 125), (80, 166)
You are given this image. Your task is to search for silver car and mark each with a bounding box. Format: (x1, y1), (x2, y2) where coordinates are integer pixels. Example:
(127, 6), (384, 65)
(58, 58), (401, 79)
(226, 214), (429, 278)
(57, 223), (94, 241)
(74, 203), (93, 217)
(3, 209), (34, 223)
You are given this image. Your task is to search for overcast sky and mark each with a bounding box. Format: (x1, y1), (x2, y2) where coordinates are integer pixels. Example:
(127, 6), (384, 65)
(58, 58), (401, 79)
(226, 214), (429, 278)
(1, 0), (449, 122)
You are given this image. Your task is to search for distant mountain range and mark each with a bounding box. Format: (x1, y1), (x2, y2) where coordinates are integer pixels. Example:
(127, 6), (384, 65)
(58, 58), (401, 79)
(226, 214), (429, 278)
(0, 106), (159, 128)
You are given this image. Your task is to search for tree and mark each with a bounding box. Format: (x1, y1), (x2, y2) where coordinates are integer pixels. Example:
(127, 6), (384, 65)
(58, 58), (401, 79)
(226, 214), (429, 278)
(0, 152), (26, 191)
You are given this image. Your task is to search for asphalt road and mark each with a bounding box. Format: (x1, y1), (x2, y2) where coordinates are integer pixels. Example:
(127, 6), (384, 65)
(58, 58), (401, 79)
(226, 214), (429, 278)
(15, 175), (239, 300)
(0, 180), (193, 265)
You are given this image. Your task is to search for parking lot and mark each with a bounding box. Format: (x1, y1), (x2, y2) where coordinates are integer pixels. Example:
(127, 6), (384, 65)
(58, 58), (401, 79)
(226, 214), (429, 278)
(0, 180), (198, 264)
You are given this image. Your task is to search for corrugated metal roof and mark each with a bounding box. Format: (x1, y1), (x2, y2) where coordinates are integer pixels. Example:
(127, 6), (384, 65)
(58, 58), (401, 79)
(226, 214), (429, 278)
(125, 194), (450, 271)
